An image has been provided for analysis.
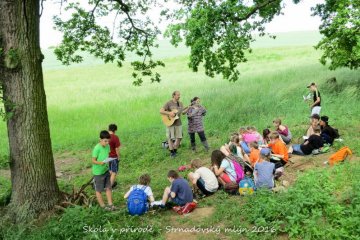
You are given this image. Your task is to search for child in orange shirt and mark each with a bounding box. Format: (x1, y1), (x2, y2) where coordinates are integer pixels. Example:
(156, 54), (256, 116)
(249, 141), (260, 167)
(267, 132), (289, 168)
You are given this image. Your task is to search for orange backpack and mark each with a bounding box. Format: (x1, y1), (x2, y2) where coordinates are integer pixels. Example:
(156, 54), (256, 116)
(328, 146), (352, 166)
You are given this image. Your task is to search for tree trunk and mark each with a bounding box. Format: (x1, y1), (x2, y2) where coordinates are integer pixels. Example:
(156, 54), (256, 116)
(0, 0), (61, 221)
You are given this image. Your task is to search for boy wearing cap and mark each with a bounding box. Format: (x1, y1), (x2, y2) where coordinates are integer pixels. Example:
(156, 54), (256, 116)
(307, 83), (321, 116)
(254, 148), (275, 189)
(320, 116), (339, 145)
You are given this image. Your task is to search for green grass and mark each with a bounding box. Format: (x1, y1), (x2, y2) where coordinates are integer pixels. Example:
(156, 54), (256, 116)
(0, 31), (360, 239)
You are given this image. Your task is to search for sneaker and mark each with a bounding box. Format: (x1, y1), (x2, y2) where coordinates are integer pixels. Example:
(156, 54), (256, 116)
(151, 201), (165, 209)
(170, 152), (176, 158)
(312, 149), (320, 155)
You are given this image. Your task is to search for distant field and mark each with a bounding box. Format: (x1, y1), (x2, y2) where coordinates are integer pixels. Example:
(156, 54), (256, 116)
(41, 31), (322, 70)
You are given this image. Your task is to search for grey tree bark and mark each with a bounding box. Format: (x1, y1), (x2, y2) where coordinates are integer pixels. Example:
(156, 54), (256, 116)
(0, 0), (61, 221)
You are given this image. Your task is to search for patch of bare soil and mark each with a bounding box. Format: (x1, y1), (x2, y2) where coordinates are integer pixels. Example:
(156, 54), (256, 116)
(166, 207), (217, 240)
(54, 150), (91, 180)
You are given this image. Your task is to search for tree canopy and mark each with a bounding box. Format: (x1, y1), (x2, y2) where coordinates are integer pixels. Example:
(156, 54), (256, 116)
(313, 0), (360, 70)
(54, 0), (360, 84)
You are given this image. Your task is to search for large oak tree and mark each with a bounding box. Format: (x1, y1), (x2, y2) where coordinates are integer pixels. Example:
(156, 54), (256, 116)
(0, 0), (359, 221)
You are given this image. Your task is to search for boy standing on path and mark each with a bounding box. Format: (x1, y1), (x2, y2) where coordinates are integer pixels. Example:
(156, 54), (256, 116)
(92, 130), (115, 210)
(108, 124), (121, 188)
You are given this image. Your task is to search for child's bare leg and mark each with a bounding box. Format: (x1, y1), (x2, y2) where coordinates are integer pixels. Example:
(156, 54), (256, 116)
(188, 172), (195, 186)
(220, 145), (230, 156)
(217, 177), (226, 187)
(105, 188), (113, 206)
(161, 187), (171, 204)
(110, 172), (116, 186)
(96, 192), (105, 207)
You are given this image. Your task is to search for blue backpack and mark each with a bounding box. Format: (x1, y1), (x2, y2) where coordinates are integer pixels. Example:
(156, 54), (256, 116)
(127, 185), (148, 216)
(239, 177), (256, 195)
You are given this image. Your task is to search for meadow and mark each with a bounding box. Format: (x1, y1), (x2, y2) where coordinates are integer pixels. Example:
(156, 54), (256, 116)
(0, 31), (360, 239)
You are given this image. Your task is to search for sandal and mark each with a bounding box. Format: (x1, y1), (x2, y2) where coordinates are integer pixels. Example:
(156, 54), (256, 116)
(104, 205), (116, 211)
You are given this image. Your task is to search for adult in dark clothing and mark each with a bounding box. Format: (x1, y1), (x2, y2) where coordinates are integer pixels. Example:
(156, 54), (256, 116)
(320, 116), (339, 145)
(290, 126), (324, 155)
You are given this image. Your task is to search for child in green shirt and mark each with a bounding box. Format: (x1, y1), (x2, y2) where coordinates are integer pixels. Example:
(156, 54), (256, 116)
(92, 130), (115, 211)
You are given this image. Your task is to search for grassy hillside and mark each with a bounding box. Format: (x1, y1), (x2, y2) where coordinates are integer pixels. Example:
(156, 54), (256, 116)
(0, 31), (359, 239)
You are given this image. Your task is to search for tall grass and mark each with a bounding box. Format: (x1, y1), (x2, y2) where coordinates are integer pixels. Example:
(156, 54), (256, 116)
(1, 44), (359, 157)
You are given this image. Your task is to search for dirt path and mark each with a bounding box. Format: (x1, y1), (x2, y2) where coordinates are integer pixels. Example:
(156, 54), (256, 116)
(165, 207), (218, 240)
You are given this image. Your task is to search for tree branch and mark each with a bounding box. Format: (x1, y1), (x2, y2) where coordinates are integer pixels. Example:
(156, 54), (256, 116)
(233, 0), (279, 22)
(112, 0), (152, 65)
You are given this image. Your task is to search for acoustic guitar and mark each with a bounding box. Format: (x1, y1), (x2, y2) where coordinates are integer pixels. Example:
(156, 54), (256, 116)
(161, 109), (179, 127)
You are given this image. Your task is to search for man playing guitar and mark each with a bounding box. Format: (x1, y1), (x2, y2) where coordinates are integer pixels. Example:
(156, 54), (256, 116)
(160, 91), (188, 158)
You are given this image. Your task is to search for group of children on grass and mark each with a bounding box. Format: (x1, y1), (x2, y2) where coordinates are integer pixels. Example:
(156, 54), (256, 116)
(91, 113), (340, 213)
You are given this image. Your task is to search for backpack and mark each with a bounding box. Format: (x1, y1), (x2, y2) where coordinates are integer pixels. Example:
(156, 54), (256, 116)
(127, 185), (149, 216)
(239, 177), (255, 195)
(226, 157), (244, 183)
(172, 202), (197, 215)
(329, 146), (352, 166)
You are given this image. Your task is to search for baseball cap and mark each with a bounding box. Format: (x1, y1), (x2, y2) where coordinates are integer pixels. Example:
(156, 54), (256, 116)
(307, 82), (316, 88)
(260, 148), (271, 156)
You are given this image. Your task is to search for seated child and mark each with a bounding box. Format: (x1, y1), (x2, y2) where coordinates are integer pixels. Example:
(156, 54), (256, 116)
(320, 116), (339, 145)
(305, 114), (320, 138)
(188, 159), (218, 196)
(262, 128), (271, 144)
(92, 130), (115, 211)
(249, 141), (260, 167)
(239, 127), (258, 144)
(254, 148), (275, 189)
(290, 126), (324, 155)
(265, 132), (289, 168)
(211, 150), (237, 187)
(124, 174), (154, 206)
(247, 126), (264, 144)
(220, 133), (249, 161)
(273, 118), (292, 144)
(158, 170), (193, 207)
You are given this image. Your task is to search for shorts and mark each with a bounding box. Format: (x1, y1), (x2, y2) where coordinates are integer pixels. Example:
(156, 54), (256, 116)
(196, 178), (213, 196)
(168, 194), (186, 206)
(166, 125), (183, 139)
(93, 171), (111, 192)
(311, 106), (321, 116)
(109, 158), (119, 173)
(219, 173), (232, 184)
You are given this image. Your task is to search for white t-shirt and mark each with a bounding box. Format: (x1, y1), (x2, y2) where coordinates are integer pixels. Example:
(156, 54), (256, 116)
(194, 167), (219, 192)
(130, 185), (153, 198)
